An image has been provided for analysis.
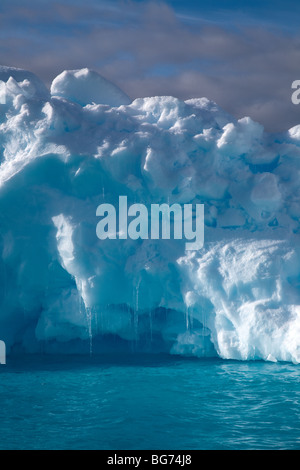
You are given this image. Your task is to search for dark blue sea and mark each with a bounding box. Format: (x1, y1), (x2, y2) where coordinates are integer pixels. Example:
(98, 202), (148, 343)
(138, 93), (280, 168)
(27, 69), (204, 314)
(0, 355), (299, 450)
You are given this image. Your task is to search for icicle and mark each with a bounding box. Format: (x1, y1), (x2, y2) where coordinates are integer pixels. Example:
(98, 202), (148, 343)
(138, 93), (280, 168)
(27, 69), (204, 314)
(149, 310), (153, 343)
(88, 308), (93, 356)
(185, 306), (190, 331)
(85, 305), (93, 356)
(131, 276), (141, 346)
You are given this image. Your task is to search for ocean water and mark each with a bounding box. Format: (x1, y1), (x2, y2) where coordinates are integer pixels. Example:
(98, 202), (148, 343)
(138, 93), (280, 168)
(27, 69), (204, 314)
(0, 355), (299, 450)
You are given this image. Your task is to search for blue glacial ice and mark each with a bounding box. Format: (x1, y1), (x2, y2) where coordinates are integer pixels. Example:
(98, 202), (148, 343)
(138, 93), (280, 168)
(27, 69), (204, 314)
(0, 65), (300, 362)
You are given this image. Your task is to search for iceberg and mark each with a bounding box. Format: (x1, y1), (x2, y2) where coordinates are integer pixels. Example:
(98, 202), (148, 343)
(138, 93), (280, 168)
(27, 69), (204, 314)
(0, 66), (300, 363)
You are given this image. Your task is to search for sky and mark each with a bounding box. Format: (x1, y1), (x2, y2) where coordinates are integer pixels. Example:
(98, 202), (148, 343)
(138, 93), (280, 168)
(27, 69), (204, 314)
(1, 0), (300, 131)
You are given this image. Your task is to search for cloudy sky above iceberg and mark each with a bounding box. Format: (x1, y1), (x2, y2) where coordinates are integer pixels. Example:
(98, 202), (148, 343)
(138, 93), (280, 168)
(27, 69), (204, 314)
(1, 0), (300, 131)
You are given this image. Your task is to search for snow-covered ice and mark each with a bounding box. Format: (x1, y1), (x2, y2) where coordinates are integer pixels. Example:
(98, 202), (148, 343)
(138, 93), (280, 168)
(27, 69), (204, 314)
(0, 65), (300, 363)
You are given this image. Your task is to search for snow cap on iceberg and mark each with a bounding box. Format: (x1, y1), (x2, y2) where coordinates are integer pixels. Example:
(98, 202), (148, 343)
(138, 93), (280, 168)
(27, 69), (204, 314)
(50, 68), (131, 107)
(0, 65), (50, 100)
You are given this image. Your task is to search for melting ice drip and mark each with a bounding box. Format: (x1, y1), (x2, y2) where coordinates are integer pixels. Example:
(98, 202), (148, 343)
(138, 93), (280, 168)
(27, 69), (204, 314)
(134, 277), (141, 342)
(86, 307), (93, 356)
